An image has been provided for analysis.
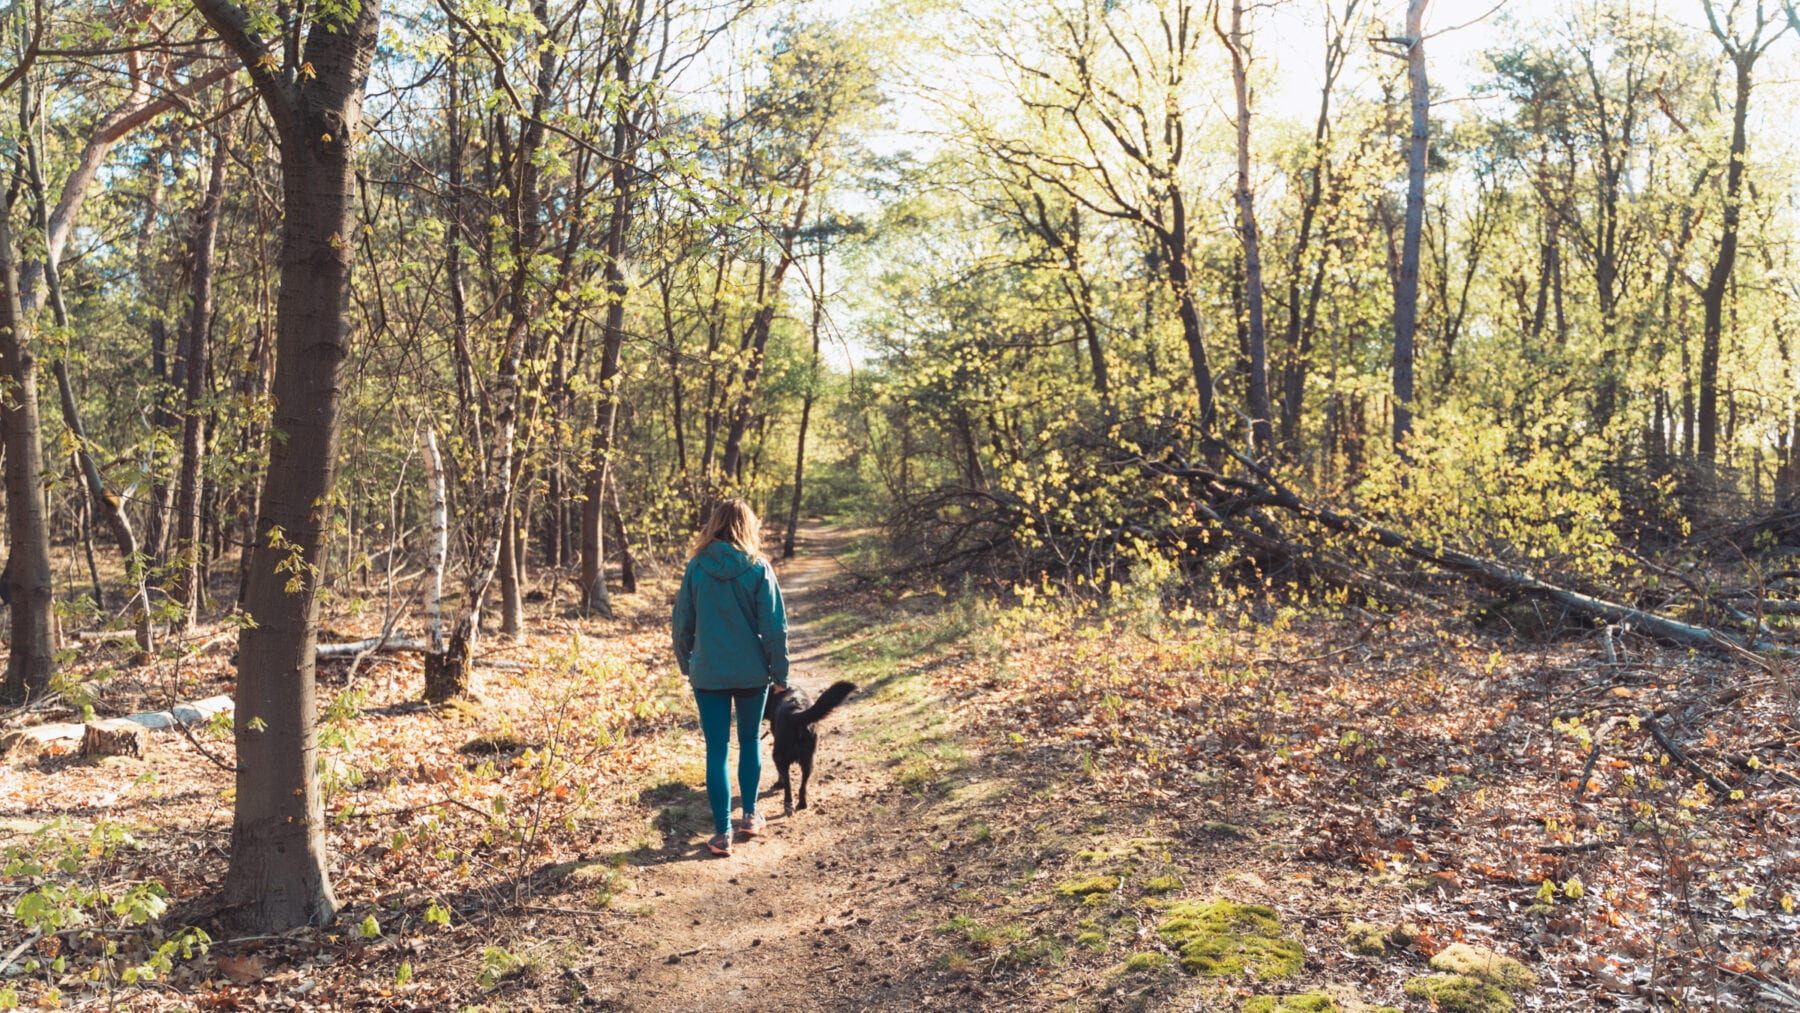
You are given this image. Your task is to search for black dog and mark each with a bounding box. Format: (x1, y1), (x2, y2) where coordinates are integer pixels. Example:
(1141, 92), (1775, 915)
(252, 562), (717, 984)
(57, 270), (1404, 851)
(763, 681), (856, 814)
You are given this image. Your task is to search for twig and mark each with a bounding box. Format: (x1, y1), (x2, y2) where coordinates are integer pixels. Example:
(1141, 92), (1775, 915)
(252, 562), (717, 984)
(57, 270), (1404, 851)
(1643, 714), (1735, 799)
(0, 931), (42, 974)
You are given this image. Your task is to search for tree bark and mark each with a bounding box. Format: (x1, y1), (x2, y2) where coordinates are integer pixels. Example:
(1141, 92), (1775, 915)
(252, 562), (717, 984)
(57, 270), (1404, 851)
(194, 0), (383, 932)
(421, 425), (447, 654)
(579, 0), (650, 614)
(0, 211), (57, 704)
(719, 175), (813, 484)
(173, 118), (230, 629)
(1390, 0), (1430, 455)
(1221, 0), (1272, 459)
(1697, 23), (1764, 466)
(784, 231), (826, 558)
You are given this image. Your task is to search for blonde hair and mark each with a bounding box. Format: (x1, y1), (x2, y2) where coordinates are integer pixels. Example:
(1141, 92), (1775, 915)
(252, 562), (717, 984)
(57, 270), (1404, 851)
(690, 498), (764, 562)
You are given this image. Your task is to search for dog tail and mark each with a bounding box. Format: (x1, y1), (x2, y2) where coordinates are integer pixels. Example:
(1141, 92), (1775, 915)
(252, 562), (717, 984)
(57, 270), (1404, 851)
(797, 680), (856, 726)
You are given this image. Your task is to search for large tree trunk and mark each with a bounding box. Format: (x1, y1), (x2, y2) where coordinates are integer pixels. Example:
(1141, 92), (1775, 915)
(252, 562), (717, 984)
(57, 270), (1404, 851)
(0, 213), (57, 704)
(195, 0), (383, 932)
(1390, 0), (1430, 455)
(173, 120), (230, 630)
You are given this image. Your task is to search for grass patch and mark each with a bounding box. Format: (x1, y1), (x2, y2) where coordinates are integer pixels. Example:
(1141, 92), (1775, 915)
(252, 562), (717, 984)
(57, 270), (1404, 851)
(1155, 900), (1303, 979)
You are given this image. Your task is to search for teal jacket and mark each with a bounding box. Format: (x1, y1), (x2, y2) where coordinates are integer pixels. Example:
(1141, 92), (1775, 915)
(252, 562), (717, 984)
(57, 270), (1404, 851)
(672, 541), (790, 691)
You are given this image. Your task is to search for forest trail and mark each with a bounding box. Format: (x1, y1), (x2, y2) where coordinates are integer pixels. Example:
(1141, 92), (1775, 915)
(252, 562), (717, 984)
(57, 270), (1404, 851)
(576, 523), (943, 1011)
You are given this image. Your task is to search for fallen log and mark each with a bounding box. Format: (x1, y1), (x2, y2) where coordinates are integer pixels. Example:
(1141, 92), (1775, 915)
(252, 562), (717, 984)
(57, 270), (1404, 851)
(315, 636), (432, 659)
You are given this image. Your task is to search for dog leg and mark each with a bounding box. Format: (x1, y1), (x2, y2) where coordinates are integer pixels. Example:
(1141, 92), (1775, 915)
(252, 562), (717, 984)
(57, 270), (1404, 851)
(797, 755), (812, 811)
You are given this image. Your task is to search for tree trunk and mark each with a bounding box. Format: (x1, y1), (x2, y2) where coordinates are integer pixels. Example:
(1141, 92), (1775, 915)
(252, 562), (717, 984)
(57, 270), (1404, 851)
(1223, 0), (1272, 459)
(784, 234), (826, 559)
(195, 0), (384, 932)
(720, 177), (814, 484)
(0, 213), (57, 704)
(499, 506), (523, 640)
(1390, 0), (1430, 455)
(1163, 193), (1215, 433)
(421, 425), (447, 654)
(174, 119), (230, 630)
(1698, 47), (1756, 466)
(606, 478), (637, 594)
(578, 21), (642, 616)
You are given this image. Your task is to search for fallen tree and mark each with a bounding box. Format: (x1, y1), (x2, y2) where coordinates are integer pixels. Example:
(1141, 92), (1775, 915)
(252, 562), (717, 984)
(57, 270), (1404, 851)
(888, 434), (1797, 662)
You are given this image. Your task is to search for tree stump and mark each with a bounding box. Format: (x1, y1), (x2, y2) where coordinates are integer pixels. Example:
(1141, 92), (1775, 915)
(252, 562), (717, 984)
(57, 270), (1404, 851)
(81, 719), (148, 759)
(422, 620), (473, 703)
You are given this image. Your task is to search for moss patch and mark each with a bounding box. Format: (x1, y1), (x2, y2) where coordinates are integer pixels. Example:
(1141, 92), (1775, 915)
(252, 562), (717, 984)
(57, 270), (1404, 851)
(1342, 921), (1392, 956)
(1142, 874), (1183, 894)
(1404, 974), (1515, 1013)
(1055, 874), (1121, 898)
(1155, 900), (1304, 979)
(1242, 992), (1339, 1013)
(1123, 951), (1166, 972)
(1429, 943), (1537, 991)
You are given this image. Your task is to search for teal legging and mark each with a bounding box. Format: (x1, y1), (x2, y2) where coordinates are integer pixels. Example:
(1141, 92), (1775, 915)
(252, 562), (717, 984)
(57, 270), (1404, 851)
(693, 688), (767, 835)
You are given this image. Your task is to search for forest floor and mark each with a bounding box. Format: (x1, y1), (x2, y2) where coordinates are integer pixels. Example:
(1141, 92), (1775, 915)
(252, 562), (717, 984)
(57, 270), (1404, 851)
(1, 523), (1798, 1011)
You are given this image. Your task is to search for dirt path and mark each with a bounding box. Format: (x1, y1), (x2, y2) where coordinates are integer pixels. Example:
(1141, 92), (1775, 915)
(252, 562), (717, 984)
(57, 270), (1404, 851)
(581, 523), (942, 1011)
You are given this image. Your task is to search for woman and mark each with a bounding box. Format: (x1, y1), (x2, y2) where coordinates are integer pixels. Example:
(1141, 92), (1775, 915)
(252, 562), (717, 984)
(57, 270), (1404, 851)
(672, 499), (789, 857)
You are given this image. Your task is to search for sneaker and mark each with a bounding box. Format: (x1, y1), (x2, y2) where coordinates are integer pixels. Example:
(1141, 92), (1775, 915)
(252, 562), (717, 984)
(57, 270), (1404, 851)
(707, 832), (733, 857)
(735, 811), (767, 838)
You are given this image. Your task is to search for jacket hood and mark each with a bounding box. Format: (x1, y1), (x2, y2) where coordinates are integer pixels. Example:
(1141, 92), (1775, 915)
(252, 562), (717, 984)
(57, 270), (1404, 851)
(693, 540), (758, 580)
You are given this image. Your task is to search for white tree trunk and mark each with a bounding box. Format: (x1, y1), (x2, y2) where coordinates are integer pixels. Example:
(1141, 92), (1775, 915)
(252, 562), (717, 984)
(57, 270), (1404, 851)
(422, 425), (448, 654)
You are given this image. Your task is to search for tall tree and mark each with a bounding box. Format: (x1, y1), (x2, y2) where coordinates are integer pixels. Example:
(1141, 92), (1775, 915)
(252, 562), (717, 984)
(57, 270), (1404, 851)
(1379, 0), (1431, 455)
(1696, 0), (1779, 467)
(192, 0), (383, 930)
(1217, 0), (1272, 459)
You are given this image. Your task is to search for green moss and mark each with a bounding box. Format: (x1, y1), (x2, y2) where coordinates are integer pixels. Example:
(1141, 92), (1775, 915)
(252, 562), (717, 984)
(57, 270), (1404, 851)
(1343, 921), (1392, 956)
(1077, 929), (1107, 950)
(1055, 874), (1121, 898)
(1142, 874), (1183, 894)
(1155, 900), (1304, 979)
(1403, 974), (1515, 1013)
(1123, 951), (1166, 972)
(1242, 993), (1339, 1013)
(1429, 944), (1537, 991)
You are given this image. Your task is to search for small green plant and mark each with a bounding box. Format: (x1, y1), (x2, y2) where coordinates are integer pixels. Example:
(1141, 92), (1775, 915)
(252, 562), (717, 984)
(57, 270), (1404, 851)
(475, 945), (530, 989)
(2, 819), (211, 1002)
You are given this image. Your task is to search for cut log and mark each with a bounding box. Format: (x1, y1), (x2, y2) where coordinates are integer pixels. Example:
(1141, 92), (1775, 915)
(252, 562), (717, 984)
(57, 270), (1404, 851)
(0, 723), (85, 757)
(81, 719), (148, 758)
